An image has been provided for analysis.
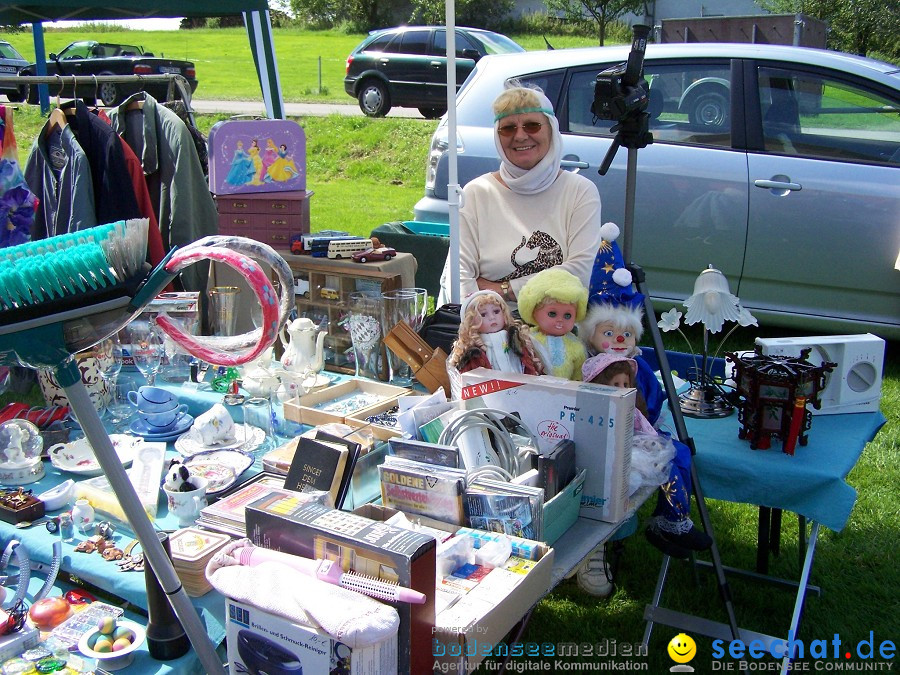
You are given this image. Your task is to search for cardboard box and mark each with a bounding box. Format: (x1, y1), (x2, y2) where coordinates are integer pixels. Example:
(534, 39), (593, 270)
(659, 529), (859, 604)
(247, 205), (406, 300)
(245, 500), (436, 675)
(356, 504), (554, 674)
(460, 369), (634, 523)
(542, 468), (586, 546)
(283, 378), (410, 426)
(226, 598), (396, 675)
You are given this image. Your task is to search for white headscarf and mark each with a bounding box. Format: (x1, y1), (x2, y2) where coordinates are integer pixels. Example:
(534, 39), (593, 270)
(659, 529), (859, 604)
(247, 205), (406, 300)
(493, 89), (563, 195)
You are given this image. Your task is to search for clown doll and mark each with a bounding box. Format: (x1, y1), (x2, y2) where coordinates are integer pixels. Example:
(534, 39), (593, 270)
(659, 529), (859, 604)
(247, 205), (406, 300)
(517, 268), (588, 380)
(448, 290), (543, 375)
(580, 225), (712, 560)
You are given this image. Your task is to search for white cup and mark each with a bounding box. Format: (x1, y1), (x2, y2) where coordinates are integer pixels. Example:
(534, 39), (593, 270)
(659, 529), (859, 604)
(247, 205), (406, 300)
(163, 476), (209, 528)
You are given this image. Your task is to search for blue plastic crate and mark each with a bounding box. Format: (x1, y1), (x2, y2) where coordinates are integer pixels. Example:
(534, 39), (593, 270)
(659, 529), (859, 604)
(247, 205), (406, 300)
(402, 221), (449, 238)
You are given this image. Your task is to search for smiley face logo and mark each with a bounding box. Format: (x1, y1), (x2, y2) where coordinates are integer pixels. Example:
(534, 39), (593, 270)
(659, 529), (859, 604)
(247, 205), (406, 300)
(667, 633), (697, 665)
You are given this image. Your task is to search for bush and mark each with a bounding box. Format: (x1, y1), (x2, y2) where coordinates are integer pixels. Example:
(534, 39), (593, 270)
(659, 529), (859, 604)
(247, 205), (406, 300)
(501, 11), (594, 37)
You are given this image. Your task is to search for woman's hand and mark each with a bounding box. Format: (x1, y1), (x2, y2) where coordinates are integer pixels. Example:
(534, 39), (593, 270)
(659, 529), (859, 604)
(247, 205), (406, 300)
(477, 277), (514, 301)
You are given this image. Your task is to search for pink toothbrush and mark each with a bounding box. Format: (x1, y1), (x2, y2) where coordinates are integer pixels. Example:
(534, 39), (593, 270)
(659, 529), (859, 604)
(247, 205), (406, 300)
(234, 546), (426, 605)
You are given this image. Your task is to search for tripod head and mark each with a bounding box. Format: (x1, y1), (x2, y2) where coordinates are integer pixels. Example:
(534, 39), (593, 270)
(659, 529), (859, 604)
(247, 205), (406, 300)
(593, 24), (654, 175)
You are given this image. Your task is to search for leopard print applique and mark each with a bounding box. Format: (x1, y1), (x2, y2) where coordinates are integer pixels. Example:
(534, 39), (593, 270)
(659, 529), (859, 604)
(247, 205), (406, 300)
(499, 230), (563, 282)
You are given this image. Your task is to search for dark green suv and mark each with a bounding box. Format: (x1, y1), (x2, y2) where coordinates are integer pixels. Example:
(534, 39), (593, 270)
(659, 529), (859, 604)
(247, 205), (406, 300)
(343, 26), (524, 118)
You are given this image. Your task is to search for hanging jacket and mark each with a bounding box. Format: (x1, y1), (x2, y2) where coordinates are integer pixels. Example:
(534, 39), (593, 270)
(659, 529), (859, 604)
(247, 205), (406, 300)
(60, 100), (141, 226)
(24, 122), (97, 239)
(108, 92), (218, 295)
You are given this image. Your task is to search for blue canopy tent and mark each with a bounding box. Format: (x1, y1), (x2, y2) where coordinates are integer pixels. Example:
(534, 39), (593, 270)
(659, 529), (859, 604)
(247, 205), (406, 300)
(0, 1), (285, 118)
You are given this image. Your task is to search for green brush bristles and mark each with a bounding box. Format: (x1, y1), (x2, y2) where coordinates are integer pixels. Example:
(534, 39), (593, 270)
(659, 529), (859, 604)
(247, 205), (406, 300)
(0, 218), (149, 311)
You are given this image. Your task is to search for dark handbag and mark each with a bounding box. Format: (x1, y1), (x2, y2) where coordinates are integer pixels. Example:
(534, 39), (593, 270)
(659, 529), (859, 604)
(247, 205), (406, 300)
(418, 303), (460, 355)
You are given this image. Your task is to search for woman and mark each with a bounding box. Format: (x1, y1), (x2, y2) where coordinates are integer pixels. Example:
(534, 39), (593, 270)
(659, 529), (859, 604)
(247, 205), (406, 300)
(440, 83), (604, 310)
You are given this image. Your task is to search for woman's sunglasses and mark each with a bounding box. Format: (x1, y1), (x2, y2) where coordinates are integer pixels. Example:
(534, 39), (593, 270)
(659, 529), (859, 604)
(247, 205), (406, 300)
(497, 121), (543, 137)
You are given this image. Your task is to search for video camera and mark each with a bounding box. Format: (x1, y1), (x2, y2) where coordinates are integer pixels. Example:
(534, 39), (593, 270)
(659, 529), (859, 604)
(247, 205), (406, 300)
(591, 24), (651, 122)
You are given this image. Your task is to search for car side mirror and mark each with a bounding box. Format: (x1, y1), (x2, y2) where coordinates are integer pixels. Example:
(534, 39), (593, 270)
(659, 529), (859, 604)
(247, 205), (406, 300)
(460, 49), (481, 62)
(49, 53), (57, 61)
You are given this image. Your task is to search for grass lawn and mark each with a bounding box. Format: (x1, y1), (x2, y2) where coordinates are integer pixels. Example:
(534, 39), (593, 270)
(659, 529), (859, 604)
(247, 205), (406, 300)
(3, 27), (897, 671)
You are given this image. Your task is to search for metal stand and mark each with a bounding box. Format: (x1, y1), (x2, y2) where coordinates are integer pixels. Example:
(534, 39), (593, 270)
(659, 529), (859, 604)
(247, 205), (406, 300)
(60, 362), (225, 675)
(596, 97), (744, 655)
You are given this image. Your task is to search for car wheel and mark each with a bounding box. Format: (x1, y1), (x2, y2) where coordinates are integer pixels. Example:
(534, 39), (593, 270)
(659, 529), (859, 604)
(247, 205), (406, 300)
(687, 89), (729, 129)
(25, 84), (38, 105)
(418, 106), (446, 119)
(98, 76), (120, 107)
(359, 257), (368, 263)
(358, 80), (391, 117)
(383, 254), (393, 260)
(5, 86), (25, 103)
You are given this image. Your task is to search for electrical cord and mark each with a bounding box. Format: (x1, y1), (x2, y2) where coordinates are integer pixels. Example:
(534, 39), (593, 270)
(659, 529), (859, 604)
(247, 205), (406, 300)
(438, 407), (540, 480)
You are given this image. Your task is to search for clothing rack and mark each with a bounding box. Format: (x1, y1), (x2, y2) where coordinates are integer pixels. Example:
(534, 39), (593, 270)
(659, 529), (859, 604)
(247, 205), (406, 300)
(0, 73), (193, 112)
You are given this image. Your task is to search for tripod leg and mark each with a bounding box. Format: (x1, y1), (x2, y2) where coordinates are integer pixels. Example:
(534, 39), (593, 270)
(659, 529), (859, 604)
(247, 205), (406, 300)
(632, 269), (742, 642)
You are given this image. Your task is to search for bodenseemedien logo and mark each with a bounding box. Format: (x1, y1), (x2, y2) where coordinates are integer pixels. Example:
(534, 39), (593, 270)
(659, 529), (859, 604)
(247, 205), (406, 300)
(668, 633), (697, 672)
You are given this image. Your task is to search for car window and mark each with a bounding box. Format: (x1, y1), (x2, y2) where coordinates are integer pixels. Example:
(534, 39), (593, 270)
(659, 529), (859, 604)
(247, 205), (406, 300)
(566, 62), (732, 148)
(432, 30), (479, 58)
(364, 33), (394, 53)
(399, 30), (430, 56)
(475, 31), (525, 55)
(758, 66), (900, 164)
(517, 71), (565, 110)
(57, 42), (95, 60)
(0, 43), (23, 60)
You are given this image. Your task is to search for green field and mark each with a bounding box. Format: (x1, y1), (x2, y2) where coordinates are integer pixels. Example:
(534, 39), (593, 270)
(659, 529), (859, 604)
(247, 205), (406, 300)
(3, 27), (897, 674)
(3, 27), (599, 104)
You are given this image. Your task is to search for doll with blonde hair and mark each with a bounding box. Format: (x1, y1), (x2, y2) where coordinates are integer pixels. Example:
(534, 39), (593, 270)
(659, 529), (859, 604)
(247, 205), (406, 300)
(517, 268), (588, 380)
(448, 290), (543, 375)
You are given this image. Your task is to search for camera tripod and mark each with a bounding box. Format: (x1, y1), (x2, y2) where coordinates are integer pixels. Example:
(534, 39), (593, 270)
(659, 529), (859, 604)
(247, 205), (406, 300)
(593, 25), (746, 663)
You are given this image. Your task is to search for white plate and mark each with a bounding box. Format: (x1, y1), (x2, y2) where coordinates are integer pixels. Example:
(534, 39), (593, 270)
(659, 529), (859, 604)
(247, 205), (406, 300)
(48, 435), (140, 477)
(174, 424), (265, 457)
(182, 449), (255, 494)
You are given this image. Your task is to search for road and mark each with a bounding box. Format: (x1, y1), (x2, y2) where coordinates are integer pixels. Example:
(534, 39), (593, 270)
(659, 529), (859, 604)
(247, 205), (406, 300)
(190, 98), (427, 119)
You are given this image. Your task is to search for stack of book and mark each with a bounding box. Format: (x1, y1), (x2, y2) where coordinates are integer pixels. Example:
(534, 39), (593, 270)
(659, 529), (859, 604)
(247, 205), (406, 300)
(379, 455), (468, 525)
(197, 479), (311, 537)
(464, 478), (545, 541)
(168, 527), (232, 597)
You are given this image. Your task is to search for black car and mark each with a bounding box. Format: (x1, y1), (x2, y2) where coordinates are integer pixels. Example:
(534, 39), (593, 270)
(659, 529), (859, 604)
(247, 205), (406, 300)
(18, 40), (198, 107)
(344, 26), (524, 118)
(0, 40), (28, 102)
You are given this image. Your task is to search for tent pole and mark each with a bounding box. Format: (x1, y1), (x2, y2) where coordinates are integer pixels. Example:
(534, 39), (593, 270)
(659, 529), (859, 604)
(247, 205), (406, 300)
(446, 0), (461, 304)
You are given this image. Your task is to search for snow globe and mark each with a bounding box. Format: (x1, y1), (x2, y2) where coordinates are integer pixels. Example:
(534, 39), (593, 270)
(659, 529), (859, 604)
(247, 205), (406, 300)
(0, 419), (45, 484)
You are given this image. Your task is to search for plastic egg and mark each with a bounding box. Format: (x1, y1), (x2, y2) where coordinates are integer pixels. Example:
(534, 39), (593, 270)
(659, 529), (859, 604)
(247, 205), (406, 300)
(86, 631), (101, 650)
(112, 626), (135, 642)
(92, 636), (114, 653)
(112, 637), (133, 652)
(97, 617), (116, 635)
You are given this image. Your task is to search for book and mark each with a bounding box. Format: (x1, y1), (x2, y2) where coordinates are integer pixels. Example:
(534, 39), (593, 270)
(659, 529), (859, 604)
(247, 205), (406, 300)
(379, 455), (467, 525)
(283, 435), (349, 506)
(197, 482), (314, 537)
(311, 429), (362, 509)
(464, 478), (545, 541)
(245, 500), (436, 675)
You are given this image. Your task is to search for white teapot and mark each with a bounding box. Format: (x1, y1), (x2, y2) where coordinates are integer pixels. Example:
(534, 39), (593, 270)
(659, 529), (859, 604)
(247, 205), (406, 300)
(280, 317), (326, 375)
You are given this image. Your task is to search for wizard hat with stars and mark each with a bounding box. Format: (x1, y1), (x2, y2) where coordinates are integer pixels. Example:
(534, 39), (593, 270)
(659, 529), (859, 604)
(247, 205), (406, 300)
(587, 222), (645, 310)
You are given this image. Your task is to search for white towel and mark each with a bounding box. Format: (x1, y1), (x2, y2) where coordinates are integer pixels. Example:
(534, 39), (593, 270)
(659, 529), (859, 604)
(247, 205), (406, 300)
(205, 538), (399, 647)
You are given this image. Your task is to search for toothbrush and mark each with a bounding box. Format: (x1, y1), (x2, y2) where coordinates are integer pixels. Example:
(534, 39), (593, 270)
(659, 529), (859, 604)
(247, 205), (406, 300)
(234, 545), (426, 605)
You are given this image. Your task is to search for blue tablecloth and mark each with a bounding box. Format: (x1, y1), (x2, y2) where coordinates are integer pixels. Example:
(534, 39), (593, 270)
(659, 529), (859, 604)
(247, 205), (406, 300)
(676, 411), (886, 532)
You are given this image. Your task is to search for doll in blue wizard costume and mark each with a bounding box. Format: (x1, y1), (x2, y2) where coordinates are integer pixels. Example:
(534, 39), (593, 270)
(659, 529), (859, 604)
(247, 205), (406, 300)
(580, 222), (712, 558)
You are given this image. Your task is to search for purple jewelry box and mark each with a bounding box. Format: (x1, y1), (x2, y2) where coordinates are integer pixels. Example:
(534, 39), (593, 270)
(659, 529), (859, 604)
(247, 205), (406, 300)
(209, 119), (306, 195)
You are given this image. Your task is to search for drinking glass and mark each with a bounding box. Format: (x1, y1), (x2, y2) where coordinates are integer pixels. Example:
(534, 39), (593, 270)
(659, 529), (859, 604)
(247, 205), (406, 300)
(96, 336), (124, 422)
(381, 289), (420, 386)
(347, 291), (384, 381)
(242, 396), (276, 457)
(126, 322), (163, 386)
(106, 379), (135, 430)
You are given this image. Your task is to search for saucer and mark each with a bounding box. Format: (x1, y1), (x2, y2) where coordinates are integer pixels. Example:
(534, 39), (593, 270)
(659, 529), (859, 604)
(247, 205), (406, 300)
(174, 424), (265, 458)
(130, 414), (194, 441)
(48, 435), (139, 477)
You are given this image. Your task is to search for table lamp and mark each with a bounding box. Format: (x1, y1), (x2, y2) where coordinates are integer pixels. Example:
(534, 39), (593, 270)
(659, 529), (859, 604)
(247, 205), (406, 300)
(659, 266), (757, 418)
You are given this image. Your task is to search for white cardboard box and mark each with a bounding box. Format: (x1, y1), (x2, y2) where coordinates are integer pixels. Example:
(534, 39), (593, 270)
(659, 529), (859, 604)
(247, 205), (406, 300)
(226, 597), (397, 675)
(460, 368), (635, 523)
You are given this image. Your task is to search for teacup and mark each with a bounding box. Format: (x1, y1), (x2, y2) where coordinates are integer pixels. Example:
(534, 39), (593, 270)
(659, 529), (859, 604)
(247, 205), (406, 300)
(163, 476), (208, 528)
(192, 403), (236, 447)
(140, 405), (189, 431)
(128, 386), (178, 413)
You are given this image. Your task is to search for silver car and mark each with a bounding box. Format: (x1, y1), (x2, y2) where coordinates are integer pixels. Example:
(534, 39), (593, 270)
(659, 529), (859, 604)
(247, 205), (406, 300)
(0, 40), (27, 102)
(415, 44), (900, 340)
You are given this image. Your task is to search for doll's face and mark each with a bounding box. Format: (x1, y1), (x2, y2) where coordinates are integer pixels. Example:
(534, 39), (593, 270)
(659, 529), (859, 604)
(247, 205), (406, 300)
(533, 301), (577, 337)
(477, 303), (506, 334)
(605, 372), (631, 389)
(590, 320), (636, 355)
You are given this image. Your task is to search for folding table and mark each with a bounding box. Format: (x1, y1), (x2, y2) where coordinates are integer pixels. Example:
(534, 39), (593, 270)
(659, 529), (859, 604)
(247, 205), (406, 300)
(643, 408), (886, 673)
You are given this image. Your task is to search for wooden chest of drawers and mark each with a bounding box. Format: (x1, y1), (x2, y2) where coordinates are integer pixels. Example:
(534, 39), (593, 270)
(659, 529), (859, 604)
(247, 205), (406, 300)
(214, 190), (312, 247)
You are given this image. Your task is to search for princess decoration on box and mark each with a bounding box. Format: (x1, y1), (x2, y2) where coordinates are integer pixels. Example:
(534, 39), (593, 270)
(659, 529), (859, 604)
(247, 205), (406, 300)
(448, 290), (543, 375)
(517, 268), (588, 380)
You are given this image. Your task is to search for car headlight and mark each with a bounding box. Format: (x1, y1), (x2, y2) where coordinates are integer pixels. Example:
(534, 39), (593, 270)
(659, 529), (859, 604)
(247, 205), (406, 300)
(425, 124), (463, 190)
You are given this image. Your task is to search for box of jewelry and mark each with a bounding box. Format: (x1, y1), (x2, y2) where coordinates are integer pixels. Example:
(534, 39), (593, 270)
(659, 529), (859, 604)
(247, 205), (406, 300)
(345, 398), (403, 442)
(0, 488), (45, 525)
(282, 378), (410, 427)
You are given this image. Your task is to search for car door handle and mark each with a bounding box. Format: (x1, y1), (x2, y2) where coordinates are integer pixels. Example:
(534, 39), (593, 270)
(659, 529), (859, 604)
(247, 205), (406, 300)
(561, 159), (590, 170)
(379, 58), (390, 64)
(429, 61), (442, 67)
(754, 179), (801, 191)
